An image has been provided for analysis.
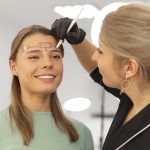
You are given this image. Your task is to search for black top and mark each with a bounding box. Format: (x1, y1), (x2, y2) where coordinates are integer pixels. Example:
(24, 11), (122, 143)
(90, 67), (150, 150)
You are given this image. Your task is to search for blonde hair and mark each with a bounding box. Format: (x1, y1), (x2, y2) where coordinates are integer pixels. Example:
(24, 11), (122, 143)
(9, 25), (78, 145)
(100, 2), (150, 81)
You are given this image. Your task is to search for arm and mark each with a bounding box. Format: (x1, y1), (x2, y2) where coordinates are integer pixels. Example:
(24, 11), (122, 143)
(71, 38), (97, 73)
(72, 39), (121, 97)
(70, 37), (121, 97)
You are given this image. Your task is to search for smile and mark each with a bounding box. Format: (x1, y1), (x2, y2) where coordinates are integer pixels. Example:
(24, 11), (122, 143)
(35, 75), (55, 79)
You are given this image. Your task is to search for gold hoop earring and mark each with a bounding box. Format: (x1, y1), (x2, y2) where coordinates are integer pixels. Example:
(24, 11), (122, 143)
(120, 75), (130, 95)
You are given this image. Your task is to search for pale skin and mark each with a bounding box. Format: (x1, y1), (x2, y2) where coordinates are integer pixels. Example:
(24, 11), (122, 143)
(9, 33), (63, 112)
(71, 38), (150, 124)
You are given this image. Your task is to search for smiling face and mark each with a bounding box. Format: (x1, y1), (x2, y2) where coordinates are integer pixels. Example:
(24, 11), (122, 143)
(10, 33), (63, 96)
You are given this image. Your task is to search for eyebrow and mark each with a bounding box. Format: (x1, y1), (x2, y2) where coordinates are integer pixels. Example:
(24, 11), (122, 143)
(51, 49), (62, 52)
(24, 49), (62, 54)
(24, 49), (41, 54)
(97, 47), (101, 52)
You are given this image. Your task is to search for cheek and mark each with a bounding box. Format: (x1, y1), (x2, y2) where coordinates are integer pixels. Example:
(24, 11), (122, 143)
(17, 62), (37, 77)
(97, 60), (113, 78)
(97, 59), (108, 73)
(55, 64), (63, 87)
(58, 63), (63, 76)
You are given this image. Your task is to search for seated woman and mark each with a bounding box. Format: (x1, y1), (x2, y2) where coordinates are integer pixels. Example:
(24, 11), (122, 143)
(0, 25), (94, 150)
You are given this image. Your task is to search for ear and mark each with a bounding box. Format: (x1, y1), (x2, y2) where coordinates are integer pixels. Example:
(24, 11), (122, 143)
(9, 60), (18, 76)
(124, 58), (139, 78)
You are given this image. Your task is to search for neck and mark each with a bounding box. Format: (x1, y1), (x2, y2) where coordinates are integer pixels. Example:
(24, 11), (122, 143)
(21, 90), (51, 112)
(125, 85), (150, 111)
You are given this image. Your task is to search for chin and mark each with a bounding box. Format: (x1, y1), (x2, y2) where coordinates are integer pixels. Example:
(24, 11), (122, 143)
(36, 88), (56, 95)
(103, 79), (113, 88)
(45, 88), (56, 94)
(102, 78), (108, 85)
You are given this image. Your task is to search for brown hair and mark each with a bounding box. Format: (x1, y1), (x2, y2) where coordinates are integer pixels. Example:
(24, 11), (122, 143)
(9, 25), (78, 145)
(100, 2), (150, 82)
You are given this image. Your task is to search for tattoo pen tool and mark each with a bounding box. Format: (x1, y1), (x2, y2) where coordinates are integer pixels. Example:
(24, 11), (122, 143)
(56, 7), (84, 48)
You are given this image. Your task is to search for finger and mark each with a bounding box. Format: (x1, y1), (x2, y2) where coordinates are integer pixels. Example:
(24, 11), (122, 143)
(59, 18), (72, 39)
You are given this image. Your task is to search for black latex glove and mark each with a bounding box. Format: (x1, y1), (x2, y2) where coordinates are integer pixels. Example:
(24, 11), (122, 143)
(51, 17), (86, 44)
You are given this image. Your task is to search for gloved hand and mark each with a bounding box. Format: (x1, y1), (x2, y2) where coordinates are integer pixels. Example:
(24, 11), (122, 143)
(51, 17), (86, 44)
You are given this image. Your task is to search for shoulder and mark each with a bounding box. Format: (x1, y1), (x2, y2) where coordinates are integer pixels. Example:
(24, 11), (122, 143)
(0, 107), (10, 121)
(69, 117), (93, 140)
(70, 118), (90, 132)
(0, 107), (11, 128)
(0, 108), (11, 141)
(69, 117), (94, 149)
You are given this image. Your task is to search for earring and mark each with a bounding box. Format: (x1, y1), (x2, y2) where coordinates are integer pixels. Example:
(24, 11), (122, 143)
(120, 75), (130, 95)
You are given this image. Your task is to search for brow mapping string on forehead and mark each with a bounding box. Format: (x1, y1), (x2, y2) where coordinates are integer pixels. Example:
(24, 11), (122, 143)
(28, 42), (54, 51)
(20, 42), (60, 52)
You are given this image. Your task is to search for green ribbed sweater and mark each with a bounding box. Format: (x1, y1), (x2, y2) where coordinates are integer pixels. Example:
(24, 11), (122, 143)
(0, 108), (94, 150)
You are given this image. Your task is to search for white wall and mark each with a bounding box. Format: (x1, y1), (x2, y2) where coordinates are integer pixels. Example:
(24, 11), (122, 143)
(0, 21), (18, 109)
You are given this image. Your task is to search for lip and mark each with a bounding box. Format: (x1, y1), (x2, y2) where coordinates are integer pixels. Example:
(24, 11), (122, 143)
(34, 74), (56, 82)
(34, 73), (56, 77)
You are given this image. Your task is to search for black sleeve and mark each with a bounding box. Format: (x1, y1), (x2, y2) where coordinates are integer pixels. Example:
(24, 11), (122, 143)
(90, 66), (121, 98)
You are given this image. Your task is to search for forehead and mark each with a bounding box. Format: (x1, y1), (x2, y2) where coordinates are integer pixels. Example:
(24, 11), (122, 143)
(21, 33), (57, 47)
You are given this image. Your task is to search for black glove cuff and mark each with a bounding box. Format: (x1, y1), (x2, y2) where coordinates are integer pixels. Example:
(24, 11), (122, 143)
(77, 28), (86, 44)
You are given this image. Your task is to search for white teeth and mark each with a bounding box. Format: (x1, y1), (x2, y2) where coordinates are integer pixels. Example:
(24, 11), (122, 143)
(36, 75), (54, 79)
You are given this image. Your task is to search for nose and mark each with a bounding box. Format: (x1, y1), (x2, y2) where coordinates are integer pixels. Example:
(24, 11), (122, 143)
(41, 55), (53, 69)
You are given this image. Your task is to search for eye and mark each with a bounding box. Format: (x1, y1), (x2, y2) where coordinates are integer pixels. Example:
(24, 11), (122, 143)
(51, 54), (62, 60)
(97, 48), (103, 54)
(28, 55), (40, 59)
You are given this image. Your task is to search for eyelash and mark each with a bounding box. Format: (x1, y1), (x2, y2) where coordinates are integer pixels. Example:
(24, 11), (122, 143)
(51, 55), (62, 59)
(28, 54), (62, 60)
(28, 56), (39, 59)
(97, 49), (103, 54)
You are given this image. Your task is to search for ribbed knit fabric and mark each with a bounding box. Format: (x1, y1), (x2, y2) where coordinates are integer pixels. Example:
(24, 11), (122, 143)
(0, 108), (94, 150)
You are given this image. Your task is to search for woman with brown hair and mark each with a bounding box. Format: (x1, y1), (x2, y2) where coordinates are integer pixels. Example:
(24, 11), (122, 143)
(0, 25), (94, 150)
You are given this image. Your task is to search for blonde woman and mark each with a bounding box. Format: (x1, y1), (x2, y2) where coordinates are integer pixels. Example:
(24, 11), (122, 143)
(51, 2), (150, 150)
(0, 25), (94, 150)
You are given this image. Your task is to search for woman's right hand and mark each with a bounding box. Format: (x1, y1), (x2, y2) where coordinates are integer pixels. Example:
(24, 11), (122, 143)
(51, 17), (86, 44)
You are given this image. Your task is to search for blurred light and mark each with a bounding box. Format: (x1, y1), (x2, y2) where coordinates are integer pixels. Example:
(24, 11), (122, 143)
(63, 97), (91, 112)
(54, 4), (99, 19)
(91, 2), (129, 47)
